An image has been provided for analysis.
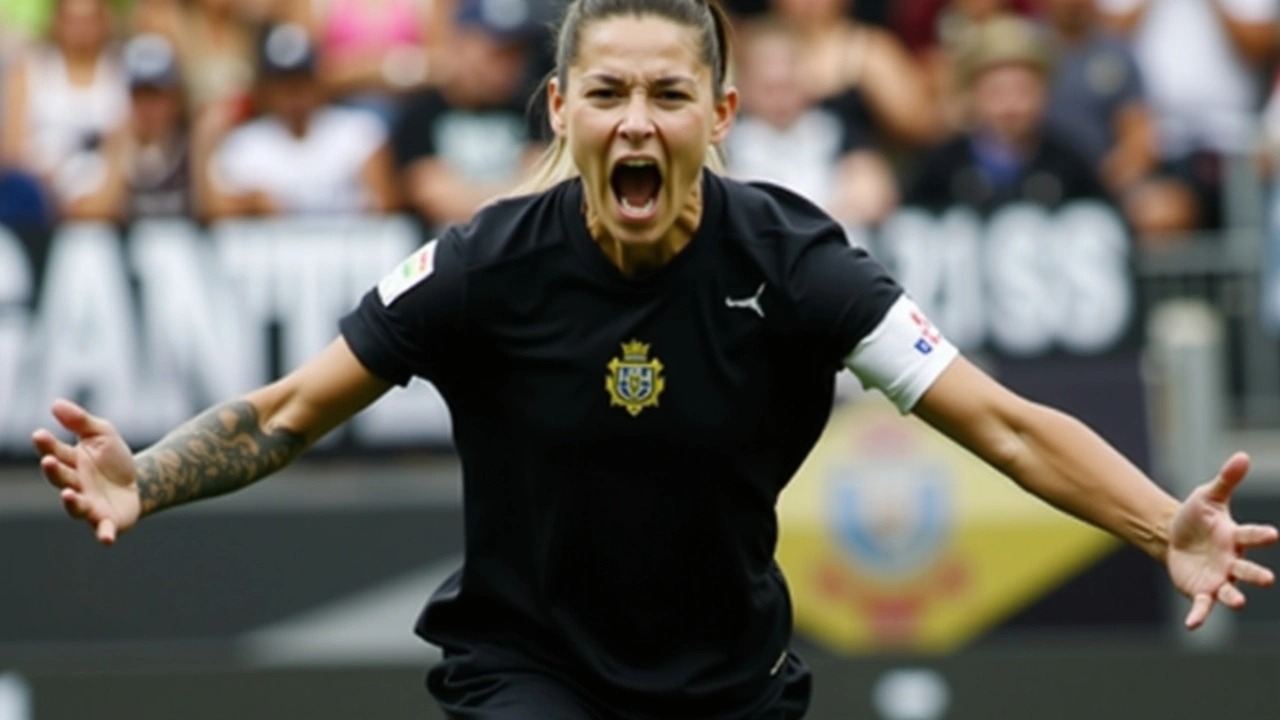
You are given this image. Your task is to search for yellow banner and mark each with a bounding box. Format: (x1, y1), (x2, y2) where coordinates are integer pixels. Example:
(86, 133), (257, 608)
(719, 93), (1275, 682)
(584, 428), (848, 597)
(777, 398), (1118, 653)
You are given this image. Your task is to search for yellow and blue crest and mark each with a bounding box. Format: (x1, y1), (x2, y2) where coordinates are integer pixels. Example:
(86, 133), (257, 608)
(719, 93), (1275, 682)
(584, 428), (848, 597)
(826, 461), (951, 579)
(605, 340), (665, 417)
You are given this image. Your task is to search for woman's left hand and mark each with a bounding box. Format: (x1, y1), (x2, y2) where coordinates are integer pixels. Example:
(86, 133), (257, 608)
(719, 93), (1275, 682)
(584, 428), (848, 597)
(1167, 452), (1279, 629)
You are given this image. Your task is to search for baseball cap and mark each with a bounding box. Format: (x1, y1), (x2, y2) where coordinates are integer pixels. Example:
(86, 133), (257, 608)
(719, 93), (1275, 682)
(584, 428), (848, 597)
(259, 23), (317, 78)
(956, 15), (1051, 88)
(123, 33), (181, 91)
(455, 0), (534, 44)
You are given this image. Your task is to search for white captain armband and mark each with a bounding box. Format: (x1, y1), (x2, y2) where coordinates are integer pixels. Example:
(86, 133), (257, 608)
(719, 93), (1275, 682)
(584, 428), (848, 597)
(843, 294), (959, 414)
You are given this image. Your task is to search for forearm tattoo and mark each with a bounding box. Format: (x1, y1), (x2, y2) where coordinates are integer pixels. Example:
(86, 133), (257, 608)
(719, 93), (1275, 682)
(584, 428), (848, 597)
(134, 401), (306, 516)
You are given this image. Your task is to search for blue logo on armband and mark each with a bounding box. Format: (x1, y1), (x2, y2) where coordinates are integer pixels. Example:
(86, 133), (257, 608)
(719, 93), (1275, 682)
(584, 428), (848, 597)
(910, 309), (941, 356)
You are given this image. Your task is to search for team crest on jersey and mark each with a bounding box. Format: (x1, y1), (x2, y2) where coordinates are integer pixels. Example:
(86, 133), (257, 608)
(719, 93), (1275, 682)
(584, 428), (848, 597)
(605, 340), (666, 417)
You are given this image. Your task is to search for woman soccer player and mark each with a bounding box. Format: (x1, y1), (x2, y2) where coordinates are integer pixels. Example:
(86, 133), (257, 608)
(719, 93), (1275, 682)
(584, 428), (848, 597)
(33, 0), (1278, 716)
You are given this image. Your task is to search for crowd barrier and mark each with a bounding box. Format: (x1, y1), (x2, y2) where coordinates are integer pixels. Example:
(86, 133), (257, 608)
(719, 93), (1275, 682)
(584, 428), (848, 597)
(0, 199), (1146, 459)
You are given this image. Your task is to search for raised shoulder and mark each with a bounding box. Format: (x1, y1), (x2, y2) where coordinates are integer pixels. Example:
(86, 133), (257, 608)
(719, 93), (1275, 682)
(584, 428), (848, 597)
(445, 182), (572, 271)
(722, 176), (841, 230)
(716, 175), (848, 253)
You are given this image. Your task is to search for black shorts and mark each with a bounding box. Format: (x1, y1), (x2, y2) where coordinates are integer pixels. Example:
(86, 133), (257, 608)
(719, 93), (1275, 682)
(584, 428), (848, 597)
(427, 653), (812, 719)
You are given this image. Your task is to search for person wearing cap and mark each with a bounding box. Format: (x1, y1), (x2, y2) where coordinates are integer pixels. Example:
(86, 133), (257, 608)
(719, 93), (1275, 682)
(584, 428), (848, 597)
(204, 22), (398, 217)
(391, 0), (547, 227)
(1, 0), (128, 211)
(903, 14), (1109, 215)
(65, 32), (194, 221)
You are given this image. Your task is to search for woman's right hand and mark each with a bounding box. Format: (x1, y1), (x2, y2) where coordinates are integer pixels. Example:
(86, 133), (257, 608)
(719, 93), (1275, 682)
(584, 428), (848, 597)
(32, 399), (141, 545)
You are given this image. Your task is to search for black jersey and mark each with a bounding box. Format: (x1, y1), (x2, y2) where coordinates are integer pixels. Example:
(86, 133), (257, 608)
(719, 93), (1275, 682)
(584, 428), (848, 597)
(340, 172), (908, 718)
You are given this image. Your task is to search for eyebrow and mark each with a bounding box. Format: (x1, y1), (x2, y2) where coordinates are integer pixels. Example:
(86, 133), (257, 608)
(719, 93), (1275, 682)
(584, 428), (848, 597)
(582, 72), (698, 87)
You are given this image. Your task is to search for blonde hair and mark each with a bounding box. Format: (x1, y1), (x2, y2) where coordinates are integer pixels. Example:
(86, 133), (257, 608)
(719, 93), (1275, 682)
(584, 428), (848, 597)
(508, 0), (735, 198)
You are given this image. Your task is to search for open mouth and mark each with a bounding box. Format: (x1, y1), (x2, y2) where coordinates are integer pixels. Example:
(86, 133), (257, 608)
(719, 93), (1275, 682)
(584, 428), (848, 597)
(610, 158), (663, 222)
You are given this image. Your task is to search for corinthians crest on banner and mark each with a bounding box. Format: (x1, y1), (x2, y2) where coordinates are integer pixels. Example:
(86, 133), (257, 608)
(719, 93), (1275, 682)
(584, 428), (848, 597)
(606, 340), (666, 416)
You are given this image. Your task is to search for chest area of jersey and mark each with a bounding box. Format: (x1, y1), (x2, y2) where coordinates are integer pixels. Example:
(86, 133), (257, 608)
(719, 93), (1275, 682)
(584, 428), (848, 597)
(478, 268), (792, 444)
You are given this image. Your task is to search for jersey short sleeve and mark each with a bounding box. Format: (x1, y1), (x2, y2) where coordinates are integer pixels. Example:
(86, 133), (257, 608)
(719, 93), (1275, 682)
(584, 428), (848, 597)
(844, 294), (959, 413)
(752, 179), (957, 412)
(339, 229), (467, 385)
(788, 237), (902, 360)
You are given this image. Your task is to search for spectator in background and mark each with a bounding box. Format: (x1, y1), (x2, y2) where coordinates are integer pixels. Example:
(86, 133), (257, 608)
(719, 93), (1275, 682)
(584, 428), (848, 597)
(896, 0), (1040, 133)
(727, 18), (897, 228)
(132, 0), (257, 120)
(1044, 0), (1152, 191)
(905, 15), (1107, 214)
(290, 0), (438, 127)
(64, 33), (194, 222)
(767, 0), (940, 146)
(204, 23), (398, 217)
(1, 0), (128, 213)
(392, 0), (543, 227)
(1042, 0), (1191, 240)
(895, 0), (1039, 53)
(1101, 0), (1278, 231)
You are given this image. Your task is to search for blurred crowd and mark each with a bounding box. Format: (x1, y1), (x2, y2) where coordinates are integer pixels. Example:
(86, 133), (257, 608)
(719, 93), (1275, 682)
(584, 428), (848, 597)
(1, 0), (1279, 246)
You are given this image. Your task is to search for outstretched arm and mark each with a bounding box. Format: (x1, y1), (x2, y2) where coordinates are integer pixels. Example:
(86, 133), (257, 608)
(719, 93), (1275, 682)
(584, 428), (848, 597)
(34, 337), (391, 542)
(913, 356), (1277, 628)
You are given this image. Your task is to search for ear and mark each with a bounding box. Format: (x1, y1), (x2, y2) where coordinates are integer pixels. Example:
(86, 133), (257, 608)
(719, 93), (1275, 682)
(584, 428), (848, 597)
(548, 76), (568, 138)
(709, 85), (739, 144)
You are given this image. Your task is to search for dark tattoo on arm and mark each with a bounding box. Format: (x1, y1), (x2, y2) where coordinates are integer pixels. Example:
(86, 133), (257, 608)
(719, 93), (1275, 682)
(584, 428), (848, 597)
(134, 401), (306, 516)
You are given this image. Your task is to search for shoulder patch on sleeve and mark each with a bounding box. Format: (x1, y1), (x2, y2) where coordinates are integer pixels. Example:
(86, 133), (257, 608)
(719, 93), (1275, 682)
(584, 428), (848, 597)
(377, 239), (439, 306)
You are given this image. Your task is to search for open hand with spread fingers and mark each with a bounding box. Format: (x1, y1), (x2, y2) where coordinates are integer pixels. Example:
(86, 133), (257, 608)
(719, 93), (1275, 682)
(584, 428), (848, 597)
(32, 399), (140, 545)
(1167, 452), (1279, 629)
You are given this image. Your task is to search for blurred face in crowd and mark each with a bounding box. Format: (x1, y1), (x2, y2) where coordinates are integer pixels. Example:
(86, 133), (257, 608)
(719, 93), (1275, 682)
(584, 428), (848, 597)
(971, 63), (1045, 147)
(53, 0), (111, 56)
(131, 86), (184, 143)
(1045, 0), (1096, 35)
(953, 0), (1008, 21)
(770, 0), (847, 28)
(261, 74), (322, 133)
(449, 30), (528, 107)
(740, 30), (808, 131)
(550, 15), (736, 246)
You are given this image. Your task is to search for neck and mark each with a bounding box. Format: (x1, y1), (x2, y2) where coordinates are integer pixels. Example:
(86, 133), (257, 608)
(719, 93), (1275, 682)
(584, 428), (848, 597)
(585, 179), (703, 277)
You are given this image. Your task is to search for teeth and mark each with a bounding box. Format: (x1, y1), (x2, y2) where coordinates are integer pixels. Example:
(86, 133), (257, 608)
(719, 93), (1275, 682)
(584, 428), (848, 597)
(621, 159), (655, 167)
(620, 197), (656, 213)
